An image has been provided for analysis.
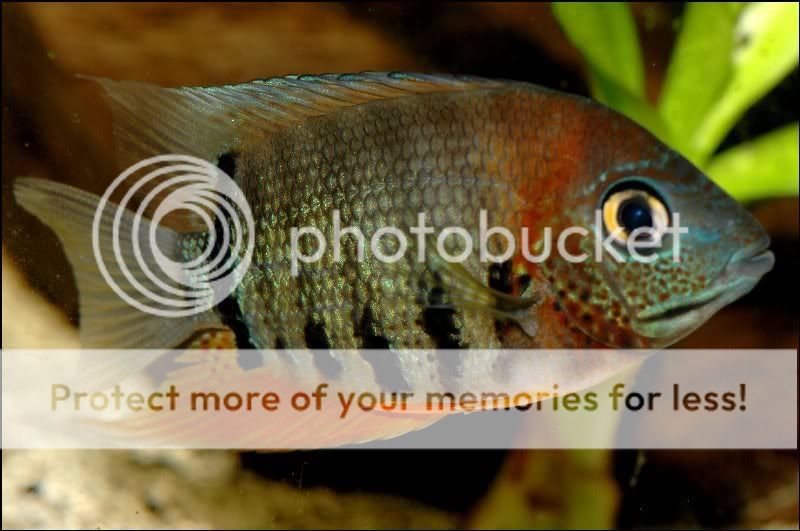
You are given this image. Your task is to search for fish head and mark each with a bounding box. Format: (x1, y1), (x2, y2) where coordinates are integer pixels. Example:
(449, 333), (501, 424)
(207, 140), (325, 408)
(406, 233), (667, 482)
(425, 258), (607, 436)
(529, 109), (773, 348)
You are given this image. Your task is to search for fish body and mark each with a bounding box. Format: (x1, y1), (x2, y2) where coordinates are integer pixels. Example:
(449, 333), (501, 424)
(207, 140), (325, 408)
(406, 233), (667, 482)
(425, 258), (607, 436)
(159, 74), (770, 353)
(186, 83), (547, 354)
(14, 73), (774, 442)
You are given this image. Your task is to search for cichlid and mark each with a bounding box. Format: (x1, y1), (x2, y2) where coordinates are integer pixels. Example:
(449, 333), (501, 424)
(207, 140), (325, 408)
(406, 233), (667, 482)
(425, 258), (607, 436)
(14, 73), (774, 444)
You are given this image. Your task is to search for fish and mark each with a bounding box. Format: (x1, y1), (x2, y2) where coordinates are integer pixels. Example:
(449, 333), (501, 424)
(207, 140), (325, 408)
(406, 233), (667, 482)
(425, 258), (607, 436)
(13, 72), (775, 445)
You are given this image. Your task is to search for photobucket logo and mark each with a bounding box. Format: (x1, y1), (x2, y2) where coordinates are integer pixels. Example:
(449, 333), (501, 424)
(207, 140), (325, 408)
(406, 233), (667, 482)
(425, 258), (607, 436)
(92, 155), (255, 318)
(290, 210), (688, 275)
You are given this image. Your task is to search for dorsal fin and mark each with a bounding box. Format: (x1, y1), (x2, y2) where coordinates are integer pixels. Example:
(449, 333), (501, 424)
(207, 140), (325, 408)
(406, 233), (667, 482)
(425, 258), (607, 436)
(84, 72), (507, 169)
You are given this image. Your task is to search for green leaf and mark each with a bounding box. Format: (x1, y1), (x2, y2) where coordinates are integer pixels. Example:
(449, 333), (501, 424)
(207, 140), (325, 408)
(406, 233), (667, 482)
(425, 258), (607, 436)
(591, 68), (671, 144)
(691, 2), (800, 163)
(553, 2), (646, 102)
(657, 3), (740, 161)
(726, 2), (747, 19)
(706, 123), (799, 202)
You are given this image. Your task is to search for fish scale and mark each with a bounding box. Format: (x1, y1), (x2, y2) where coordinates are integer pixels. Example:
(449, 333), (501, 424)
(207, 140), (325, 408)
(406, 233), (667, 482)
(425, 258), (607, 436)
(13, 73), (774, 441)
(210, 91), (528, 363)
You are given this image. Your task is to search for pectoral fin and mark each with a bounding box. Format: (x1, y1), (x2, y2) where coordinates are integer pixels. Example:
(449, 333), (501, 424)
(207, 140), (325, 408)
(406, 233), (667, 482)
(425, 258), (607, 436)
(424, 237), (539, 337)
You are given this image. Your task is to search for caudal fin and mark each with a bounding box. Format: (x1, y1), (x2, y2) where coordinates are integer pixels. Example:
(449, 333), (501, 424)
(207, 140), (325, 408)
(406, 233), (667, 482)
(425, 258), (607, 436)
(13, 177), (222, 349)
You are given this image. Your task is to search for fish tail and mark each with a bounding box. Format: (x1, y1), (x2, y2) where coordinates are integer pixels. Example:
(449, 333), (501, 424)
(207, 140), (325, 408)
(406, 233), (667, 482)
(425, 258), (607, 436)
(13, 177), (222, 350)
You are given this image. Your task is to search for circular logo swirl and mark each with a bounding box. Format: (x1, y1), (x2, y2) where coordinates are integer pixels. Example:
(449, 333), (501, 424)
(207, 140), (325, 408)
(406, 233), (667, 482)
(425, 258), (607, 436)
(92, 155), (255, 318)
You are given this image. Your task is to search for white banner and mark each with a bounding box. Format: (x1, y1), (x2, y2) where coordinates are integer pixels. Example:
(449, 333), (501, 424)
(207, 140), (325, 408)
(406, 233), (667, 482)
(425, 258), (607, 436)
(2, 349), (796, 449)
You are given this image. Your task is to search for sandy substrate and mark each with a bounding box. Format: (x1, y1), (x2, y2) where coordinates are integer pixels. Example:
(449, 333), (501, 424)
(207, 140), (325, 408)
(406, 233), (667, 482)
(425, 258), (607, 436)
(2, 449), (454, 530)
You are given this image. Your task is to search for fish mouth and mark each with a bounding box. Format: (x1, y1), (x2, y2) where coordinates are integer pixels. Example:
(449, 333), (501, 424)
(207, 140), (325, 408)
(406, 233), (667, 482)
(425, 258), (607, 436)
(634, 237), (774, 340)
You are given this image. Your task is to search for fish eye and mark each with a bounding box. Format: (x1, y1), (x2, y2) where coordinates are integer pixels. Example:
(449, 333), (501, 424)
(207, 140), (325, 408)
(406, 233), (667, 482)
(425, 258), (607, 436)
(602, 181), (670, 245)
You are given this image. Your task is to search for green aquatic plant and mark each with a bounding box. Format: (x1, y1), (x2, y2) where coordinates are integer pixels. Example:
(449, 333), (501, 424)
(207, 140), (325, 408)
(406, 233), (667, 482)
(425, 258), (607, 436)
(553, 1), (799, 202)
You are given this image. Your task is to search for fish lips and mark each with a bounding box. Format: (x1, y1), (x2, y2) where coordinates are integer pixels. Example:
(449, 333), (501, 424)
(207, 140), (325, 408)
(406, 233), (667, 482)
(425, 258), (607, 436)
(632, 237), (774, 341)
